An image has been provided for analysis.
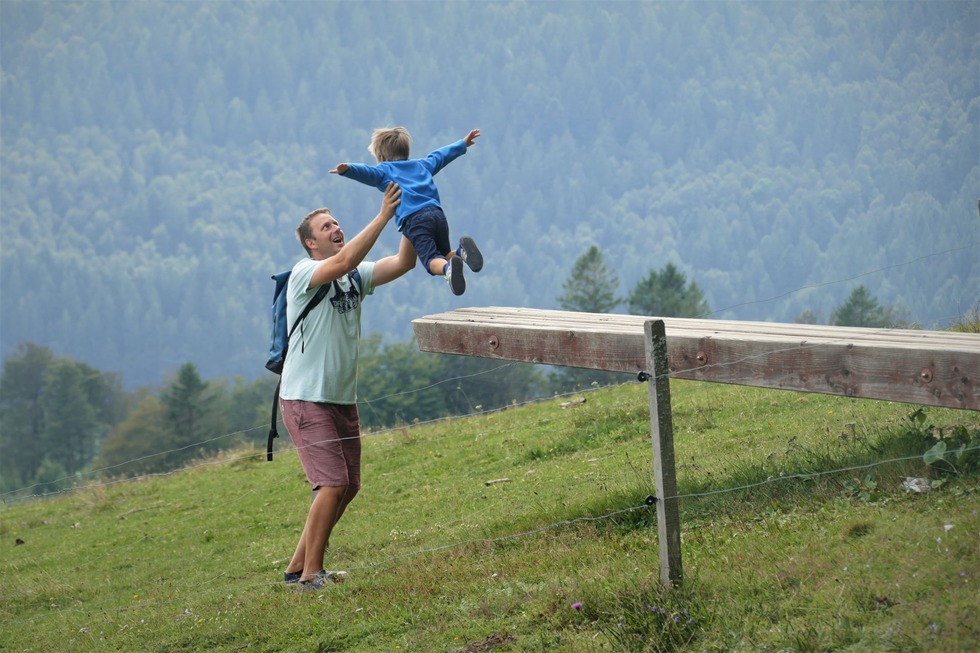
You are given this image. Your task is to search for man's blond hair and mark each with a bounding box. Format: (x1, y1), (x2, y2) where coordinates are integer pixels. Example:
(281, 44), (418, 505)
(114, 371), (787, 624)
(369, 126), (411, 162)
(296, 208), (332, 256)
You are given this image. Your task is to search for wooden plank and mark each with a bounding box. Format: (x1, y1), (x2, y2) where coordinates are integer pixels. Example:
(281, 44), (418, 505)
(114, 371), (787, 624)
(646, 320), (682, 587)
(422, 307), (974, 347)
(413, 308), (980, 410)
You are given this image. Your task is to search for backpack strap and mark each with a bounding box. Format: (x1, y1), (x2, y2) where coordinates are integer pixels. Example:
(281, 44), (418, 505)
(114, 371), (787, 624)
(267, 379), (283, 461)
(267, 269), (361, 461)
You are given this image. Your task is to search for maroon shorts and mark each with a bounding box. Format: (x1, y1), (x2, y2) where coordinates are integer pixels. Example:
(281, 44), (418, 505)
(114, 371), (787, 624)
(280, 400), (361, 490)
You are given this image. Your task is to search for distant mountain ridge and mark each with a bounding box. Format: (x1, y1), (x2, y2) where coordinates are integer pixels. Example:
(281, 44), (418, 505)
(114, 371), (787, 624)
(1, 0), (977, 387)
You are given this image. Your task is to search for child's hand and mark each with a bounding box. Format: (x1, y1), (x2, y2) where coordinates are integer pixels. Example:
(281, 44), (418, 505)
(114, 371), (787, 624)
(329, 163), (349, 175)
(464, 129), (480, 147)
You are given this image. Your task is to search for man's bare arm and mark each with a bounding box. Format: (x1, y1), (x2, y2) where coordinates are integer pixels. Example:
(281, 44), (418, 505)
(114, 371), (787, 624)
(372, 235), (417, 287)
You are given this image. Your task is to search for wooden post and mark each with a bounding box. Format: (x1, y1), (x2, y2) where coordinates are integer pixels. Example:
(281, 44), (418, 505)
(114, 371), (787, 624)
(645, 319), (682, 587)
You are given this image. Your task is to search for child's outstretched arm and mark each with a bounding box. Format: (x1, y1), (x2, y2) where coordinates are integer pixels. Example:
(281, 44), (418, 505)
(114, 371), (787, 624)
(421, 129), (480, 176)
(330, 162), (389, 190)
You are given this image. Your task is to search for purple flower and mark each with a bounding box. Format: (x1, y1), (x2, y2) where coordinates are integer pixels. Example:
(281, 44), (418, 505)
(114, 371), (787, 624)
(572, 602), (582, 610)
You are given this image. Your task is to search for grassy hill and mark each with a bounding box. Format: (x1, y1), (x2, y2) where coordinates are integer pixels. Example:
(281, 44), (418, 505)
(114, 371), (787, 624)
(1, 380), (978, 652)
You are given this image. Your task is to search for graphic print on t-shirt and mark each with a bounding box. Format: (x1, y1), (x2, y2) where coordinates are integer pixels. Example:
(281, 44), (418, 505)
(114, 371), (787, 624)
(329, 277), (361, 314)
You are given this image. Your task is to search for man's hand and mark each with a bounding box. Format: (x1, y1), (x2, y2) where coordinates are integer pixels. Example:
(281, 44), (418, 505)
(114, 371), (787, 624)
(464, 129), (480, 147)
(329, 163), (349, 175)
(381, 182), (401, 220)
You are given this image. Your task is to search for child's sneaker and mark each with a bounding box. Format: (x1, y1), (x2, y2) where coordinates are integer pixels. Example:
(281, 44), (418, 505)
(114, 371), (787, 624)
(458, 236), (483, 272)
(447, 256), (465, 295)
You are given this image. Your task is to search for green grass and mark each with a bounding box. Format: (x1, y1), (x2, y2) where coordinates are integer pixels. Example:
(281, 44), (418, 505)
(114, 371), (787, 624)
(1, 381), (978, 652)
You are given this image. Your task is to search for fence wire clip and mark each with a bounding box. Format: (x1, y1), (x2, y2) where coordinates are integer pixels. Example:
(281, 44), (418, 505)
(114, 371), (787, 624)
(637, 371), (651, 382)
(645, 495), (657, 506)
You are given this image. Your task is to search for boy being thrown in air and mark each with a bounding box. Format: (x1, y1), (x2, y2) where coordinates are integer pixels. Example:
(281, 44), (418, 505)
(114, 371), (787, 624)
(331, 127), (483, 296)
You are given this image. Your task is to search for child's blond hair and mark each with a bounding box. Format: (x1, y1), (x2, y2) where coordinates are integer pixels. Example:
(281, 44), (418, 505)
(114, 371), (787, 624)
(369, 126), (411, 162)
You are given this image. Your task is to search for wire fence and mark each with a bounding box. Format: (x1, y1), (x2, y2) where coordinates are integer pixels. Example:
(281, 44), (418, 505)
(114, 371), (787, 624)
(2, 244), (978, 628)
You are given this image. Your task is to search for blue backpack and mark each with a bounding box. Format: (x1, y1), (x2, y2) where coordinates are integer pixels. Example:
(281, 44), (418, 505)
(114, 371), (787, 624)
(265, 269), (361, 460)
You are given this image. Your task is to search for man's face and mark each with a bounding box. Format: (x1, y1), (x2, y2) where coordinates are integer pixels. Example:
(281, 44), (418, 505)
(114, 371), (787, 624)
(307, 213), (345, 258)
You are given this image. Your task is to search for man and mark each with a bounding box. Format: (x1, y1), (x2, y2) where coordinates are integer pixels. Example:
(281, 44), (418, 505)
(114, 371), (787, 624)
(279, 183), (414, 591)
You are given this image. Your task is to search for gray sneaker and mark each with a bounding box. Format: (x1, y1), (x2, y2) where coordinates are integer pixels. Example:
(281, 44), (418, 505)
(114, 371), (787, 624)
(295, 569), (348, 592)
(458, 236), (483, 272)
(283, 570), (302, 584)
(447, 256), (465, 295)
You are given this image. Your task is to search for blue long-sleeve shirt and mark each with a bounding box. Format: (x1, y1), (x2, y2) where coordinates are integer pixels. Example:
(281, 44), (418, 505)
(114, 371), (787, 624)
(340, 139), (468, 231)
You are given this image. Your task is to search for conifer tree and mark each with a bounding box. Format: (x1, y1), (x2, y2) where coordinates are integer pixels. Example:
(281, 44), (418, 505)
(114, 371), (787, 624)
(554, 246), (629, 391)
(558, 245), (620, 314)
(627, 263), (710, 318)
(831, 285), (893, 328)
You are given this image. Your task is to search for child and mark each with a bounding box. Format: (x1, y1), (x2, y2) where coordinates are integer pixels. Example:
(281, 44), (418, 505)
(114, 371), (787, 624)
(330, 127), (483, 295)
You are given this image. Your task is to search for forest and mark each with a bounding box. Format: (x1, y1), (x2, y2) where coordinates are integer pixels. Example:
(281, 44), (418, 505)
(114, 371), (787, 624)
(1, 1), (977, 388)
(0, 2), (977, 491)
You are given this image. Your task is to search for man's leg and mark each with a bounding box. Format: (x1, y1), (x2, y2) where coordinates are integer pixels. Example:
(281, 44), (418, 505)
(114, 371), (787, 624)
(285, 485), (359, 579)
(297, 485), (351, 581)
(285, 520), (310, 578)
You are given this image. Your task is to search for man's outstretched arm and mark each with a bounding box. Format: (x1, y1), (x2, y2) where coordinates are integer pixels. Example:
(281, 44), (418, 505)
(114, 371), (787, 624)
(372, 235), (417, 287)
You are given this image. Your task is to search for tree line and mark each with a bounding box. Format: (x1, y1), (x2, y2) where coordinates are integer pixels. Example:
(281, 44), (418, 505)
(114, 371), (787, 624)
(2, 249), (914, 495)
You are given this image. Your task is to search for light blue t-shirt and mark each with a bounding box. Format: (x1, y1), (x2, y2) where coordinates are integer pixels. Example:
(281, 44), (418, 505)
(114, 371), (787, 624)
(278, 257), (375, 404)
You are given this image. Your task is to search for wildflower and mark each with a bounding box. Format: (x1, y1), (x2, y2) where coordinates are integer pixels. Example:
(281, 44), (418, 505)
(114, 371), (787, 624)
(572, 602), (582, 610)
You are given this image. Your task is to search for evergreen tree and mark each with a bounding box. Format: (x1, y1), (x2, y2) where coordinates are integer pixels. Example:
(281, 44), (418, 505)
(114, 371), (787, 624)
(40, 360), (99, 477)
(554, 246), (630, 391)
(558, 245), (621, 313)
(159, 362), (228, 466)
(627, 262), (710, 318)
(830, 285), (893, 328)
(162, 362), (209, 436)
(0, 343), (55, 491)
